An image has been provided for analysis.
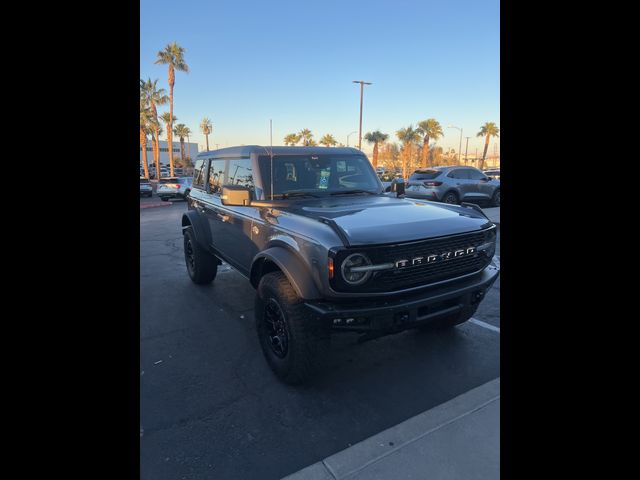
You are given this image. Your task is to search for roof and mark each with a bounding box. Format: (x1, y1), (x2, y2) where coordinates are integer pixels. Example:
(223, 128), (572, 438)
(196, 145), (363, 159)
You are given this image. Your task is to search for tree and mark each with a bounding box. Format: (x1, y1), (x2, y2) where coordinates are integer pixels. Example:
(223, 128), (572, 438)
(155, 42), (189, 177)
(140, 78), (168, 179)
(364, 131), (389, 168)
(417, 119), (444, 168)
(200, 117), (212, 151)
(396, 125), (422, 179)
(160, 112), (177, 163)
(173, 123), (189, 163)
(298, 128), (314, 146)
(283, 133), (300, 146)
(140, 98), (153, 179)
(477, 122), (500, 170)
(319, 134), (338, 147)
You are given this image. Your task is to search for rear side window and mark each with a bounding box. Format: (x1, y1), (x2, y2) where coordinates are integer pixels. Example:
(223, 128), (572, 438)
(209, 160), (226, 194)
(193, 159), (207, 189)
(409, 170), (441, 180)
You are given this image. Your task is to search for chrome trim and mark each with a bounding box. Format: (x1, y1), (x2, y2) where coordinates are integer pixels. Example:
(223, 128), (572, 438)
(349, 262), (395, 273)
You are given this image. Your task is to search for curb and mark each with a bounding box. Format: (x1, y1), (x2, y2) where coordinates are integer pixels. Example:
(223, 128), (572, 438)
(282, 378), (500, 480)
(140, 202), (172, 209)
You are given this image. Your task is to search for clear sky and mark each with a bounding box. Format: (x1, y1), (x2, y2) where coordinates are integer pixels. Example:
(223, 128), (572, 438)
(140, 0), (499, 156)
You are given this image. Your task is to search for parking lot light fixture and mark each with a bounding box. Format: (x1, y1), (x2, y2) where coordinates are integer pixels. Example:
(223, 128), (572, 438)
(346, 131), (357, 147)
(448, 125), (463, 164)
(352, 81), (372, 150)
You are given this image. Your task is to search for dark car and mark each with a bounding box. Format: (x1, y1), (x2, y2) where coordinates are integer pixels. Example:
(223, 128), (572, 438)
(405, 166), (500, 206)
(182, 146), (499, 384)
(157, 177), (193, 201)
(140, 177), (153, 197)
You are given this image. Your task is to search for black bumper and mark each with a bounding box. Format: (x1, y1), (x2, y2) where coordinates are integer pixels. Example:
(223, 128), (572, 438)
(304, 265), (499, 334)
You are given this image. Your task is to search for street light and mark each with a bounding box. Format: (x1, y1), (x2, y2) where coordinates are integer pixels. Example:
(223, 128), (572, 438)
(448, 125), (463, 165)
(464, 136), (470, 165)
(352, 80), (372, 150)
(346, 131), (358, 147)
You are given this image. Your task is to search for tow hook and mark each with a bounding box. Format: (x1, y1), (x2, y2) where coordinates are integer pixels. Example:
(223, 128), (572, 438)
(472, 290), (485, 305)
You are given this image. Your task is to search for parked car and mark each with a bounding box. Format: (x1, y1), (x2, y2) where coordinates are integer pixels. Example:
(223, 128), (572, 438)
(377, 172), (396, 192)
(483, 169), (500, 180)
(405, 166), (500, 206)
(182, 146), (499, 384)
(157, 177), (193, 201)
(140, 177), (153, 197)
(174, 167), (184, 176)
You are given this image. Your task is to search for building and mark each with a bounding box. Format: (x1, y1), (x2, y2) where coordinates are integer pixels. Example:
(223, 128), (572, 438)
(140, 140), (199, 167)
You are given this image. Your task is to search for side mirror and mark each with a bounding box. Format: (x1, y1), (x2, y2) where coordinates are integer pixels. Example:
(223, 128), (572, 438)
(221, 185), (251, 206)
(482, 176), (490, 181)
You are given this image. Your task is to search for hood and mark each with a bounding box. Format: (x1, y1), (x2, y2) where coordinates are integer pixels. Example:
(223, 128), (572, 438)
(280, 195), (492, 246)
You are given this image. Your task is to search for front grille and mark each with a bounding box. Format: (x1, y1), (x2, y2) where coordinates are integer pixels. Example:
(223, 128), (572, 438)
(332, 229), (492, 293)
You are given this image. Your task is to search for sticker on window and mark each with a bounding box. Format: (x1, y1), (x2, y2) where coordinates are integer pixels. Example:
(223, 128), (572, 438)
(318, 168), (331, 189)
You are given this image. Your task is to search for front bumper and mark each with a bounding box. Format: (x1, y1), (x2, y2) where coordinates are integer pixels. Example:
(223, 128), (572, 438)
(304, 265), (499, 334)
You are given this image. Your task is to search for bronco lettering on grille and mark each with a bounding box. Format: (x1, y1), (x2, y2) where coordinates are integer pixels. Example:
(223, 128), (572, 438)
(395, 246), (476, 269)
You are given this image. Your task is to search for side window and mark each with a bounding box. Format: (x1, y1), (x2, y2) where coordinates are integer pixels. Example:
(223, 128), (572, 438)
(448, 169), (467, 179)
(193, 159), (207, 189)
(224, 159), (255, 190)
(209, 160), (226, 194)
(467, 169), (486, 180)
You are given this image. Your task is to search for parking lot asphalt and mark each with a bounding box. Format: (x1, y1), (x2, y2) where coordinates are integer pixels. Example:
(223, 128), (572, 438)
(140, 202), (500, 480)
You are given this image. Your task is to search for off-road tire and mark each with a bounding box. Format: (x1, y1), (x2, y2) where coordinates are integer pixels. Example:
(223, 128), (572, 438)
(256, 272), (330, 384)
(417, 304), (477, 331)
(183, 227), (218, 284)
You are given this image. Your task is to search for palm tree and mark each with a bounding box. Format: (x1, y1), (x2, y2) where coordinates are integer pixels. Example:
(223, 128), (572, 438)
(173, 123), (189, 164)
(160, 112), (177, 168)
(155, 42), (189, 177)
(396, 125), (422, 179)
(200, 117), (212, 151)
(140, 98), (152, 179)
(417, 119), (444, 168)
(140, 78), (168, 179)
(364, 131), (389, 168)
(283, 133), (301, 146)
(477, 122), (500, 170)
(319, 134), (338, 147)
(299, 128), (314, 146)
(183, 126), (192, 164)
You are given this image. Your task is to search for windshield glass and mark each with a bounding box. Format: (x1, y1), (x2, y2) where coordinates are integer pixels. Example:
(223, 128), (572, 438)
(258, 155), (381, 198)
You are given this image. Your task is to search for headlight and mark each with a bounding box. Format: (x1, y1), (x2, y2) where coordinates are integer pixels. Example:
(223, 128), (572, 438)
(341, 253), (372, 285)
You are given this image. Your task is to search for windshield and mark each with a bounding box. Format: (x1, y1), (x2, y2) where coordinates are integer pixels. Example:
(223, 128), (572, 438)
(258, 155), (381, 198)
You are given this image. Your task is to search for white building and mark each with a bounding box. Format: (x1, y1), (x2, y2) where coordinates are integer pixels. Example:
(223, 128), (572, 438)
(140, 140), (199, 167)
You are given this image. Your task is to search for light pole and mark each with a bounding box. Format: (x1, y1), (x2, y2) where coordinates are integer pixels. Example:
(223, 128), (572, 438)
(464, 137), (470, 165)
(352, 80), (372, 150)
(346, 131), (358, 147)
(448, 125), (463, 165)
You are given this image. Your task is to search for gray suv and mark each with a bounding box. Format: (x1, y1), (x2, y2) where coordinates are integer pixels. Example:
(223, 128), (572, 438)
(406, 166), (500, 206)
(182, 147), (499, 384)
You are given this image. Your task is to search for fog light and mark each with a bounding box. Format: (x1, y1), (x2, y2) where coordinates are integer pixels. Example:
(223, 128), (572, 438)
(333, 318), (343, 325)
(345, 318), (355, 324)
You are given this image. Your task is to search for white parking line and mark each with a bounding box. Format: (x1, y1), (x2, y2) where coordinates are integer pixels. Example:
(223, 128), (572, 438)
(469, 317), (500, 333)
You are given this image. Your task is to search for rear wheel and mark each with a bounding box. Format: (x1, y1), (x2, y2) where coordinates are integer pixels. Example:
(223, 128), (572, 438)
(491, 189), (500, 207)
(442, 191), (459, 204)
(255, 272), (330, 384)
(183, 228), (218, 284)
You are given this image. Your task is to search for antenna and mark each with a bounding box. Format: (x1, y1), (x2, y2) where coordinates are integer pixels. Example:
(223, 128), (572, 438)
(270, 119), (274, 201)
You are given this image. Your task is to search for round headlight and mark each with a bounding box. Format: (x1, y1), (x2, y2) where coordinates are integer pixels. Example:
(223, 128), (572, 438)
(341, 253), (372, 285)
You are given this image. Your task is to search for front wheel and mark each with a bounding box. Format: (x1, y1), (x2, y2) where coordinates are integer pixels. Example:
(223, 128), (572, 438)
(255, 272), (330, 384)
(183, 228), (218, 284)
(491, 189), (500, 207)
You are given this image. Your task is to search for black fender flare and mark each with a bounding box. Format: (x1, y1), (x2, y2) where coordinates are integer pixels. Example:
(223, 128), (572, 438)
(181, 210), (212, 250)
(250, 247), (321, 300)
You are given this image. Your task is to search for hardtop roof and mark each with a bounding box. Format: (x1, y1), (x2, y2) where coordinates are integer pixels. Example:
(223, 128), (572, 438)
(196, 145), (364, 159)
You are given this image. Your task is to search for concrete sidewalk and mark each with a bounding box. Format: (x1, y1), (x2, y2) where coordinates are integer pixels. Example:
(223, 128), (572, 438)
(282, 378), (500, 480)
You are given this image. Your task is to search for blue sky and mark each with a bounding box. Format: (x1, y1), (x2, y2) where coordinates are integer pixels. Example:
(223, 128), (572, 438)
(140, 0), (499, 155)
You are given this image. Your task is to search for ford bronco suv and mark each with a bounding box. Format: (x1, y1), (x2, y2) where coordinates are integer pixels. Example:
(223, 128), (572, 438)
(182, 146), (499, 384)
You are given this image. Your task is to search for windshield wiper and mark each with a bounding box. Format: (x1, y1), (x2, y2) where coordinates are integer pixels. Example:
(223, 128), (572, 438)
(278, 191), (322, 199)
(329, 189), (378, 196)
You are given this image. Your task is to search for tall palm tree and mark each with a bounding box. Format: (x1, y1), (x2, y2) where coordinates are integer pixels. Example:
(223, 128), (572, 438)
(417, 119), (444, 168)
(183, 126), (192, 164)
(173, 123), (189, 164)
(319, 134), (338, 147)
(396, 125), (422, 179)
(364, 131), (389, 168)
(140, 98), (152, 179)
(298, 128), (314, 146)
(283, 133), (300, 146)
(477, 122), (500, 170)
(155, 42), (189, 177)
(160, 112), (177, 168)
(140, 78), (168, 179)
(200, 117), (212, 151)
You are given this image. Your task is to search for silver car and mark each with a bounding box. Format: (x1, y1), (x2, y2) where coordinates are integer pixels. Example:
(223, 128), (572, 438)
(405, 166), (500, 206)
(157, 177), (193, 201)
(140, 177), (153, 197)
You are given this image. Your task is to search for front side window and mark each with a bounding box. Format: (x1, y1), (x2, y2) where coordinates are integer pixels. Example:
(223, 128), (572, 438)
(258, 155), (380, 198)
(448, 169), (469, 179)
(225, 159), (254, 190)
(467, 168), (486, 180)
(192, 159), (207, 189)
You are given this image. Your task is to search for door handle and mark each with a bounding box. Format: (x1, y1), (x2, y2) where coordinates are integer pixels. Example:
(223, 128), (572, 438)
(216, 213), (230, 222)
